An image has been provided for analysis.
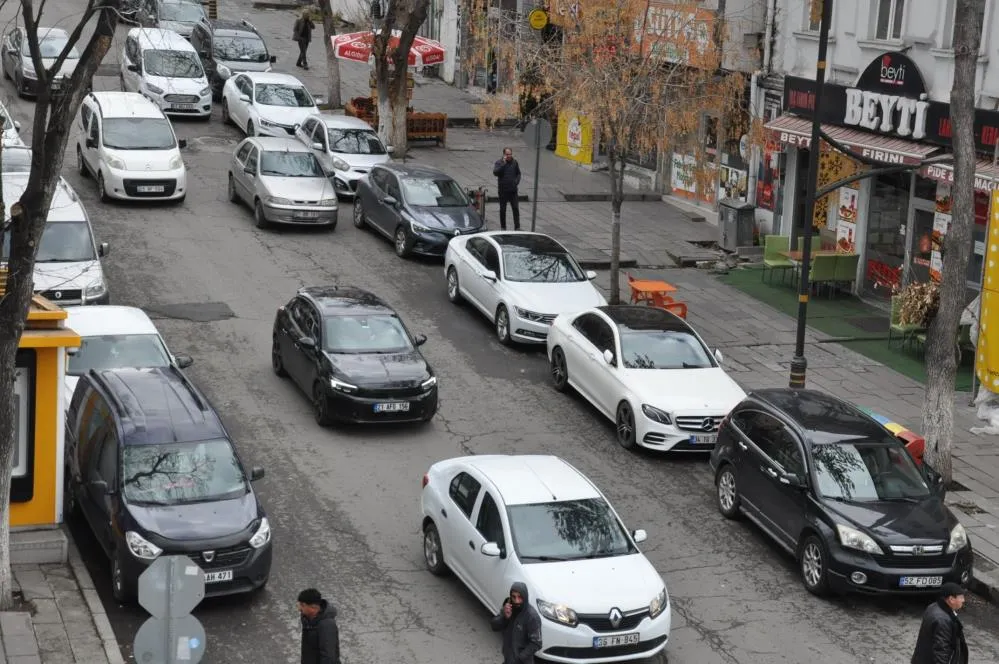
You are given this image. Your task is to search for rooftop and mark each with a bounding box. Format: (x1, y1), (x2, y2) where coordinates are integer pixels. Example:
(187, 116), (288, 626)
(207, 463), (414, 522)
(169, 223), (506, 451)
(465, 455), (600, 506)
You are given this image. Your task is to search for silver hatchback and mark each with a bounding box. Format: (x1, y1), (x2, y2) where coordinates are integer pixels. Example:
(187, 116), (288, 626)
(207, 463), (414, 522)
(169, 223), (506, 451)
(227, 136), (338, 229)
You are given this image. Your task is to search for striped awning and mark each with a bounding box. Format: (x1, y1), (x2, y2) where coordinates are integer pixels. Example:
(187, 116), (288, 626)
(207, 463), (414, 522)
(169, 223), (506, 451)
(765, 114), (939, 166)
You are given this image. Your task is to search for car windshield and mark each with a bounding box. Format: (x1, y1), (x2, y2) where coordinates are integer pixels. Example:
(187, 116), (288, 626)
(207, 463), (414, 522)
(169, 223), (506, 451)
(324, 314), (414, 354)
(507, 498), (636, 562)
(401, 177), (468, 207)
(813, 440), (932, 502)
(122, 439), (248, 506)
(2, 148), (32, 172)
(328, 128), (386, 155)
(102, 118), (176, 150)
(620, 329), (713, 369)
(259, 151), (324, 177)
(214, 36), (268, 62)
(143, 50), (203, 78)
(67, 334), (171, 376)
(2, 222), (96, 262)
(26, 35), (79, 59)
(503, 249), (585, 283)
(160, 2), (206, 22)
(254, 84), (313, 107)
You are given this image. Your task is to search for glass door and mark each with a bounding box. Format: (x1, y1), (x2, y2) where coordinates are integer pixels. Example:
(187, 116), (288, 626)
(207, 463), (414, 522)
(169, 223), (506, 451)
(862, 172), (909, 298)
(908, 205), (936, 284)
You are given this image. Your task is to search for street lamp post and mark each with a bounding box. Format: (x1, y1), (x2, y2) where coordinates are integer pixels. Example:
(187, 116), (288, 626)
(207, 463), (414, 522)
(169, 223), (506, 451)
(789, 0), (834, 389)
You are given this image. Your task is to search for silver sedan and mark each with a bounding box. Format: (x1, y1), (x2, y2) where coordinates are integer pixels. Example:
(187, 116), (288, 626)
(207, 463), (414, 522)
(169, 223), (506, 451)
(227, 136), (338, 230)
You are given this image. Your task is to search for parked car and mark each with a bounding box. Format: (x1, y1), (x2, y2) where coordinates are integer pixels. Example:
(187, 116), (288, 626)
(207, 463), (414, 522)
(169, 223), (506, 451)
(190, 18), (275, 101)
(1, 146), (31, 173)
(420, 454), (671, 663)
(227, 136), (338, 229)
(445, 232), (606, 345)
(0, 99), (24, 146)
(293, 114), (391, 197)
(272, 286), (438, 425)
(709, 388), (974, 596)
(120, 27), (212, 118)
(353, 163), (485, 258)
(134, 0), (207, 39)
(65, 366), (272, 602)
(2, 26), (79, 97)
(546, 305), (745, 451)
(221, 71), (318, 137)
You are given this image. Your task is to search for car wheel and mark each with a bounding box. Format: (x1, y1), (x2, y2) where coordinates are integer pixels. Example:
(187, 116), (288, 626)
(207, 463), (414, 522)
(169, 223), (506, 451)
(423, 522), (448, 576)
(800, 535), (830, 596)
(111, 554), (132, 604)
(76, 146), (88, 177)
(254, 200), (268, 229)
(446, 267), (462, 303)
(394, 226), (411, 258)
(98, 173), (111, 203)
(616, 401), (637, 449)
(119, 74), (126, 91)
(227, 174), (239, 204)
(221, 98), (230, 125)
(271, 337), (287, 377)
(15, 71), (25, 98)
(716, 464), (741, 519)
(352, 198), (367, 228)
(550, 346), (569, 392)
(246, 119), (255, 137)
(63, 474), (78, 519)
(313, 382), (334, 428)
(495, 305), (512, 346)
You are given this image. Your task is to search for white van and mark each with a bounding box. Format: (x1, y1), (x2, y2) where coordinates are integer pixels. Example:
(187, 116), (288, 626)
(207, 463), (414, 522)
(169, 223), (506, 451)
(75, 91), (188, 203)
(120, 28), (211, 118)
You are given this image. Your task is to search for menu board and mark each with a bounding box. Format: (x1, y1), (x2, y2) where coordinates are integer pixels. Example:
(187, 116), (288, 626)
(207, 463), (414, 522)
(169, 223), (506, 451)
(932, 184), (953, 282)
(836, 186), (858, 252)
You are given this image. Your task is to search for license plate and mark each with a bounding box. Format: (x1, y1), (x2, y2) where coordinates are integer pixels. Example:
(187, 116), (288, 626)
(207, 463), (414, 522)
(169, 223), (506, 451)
(691, 434), (717, 445)
(593, 633), (640, 648)
(204, 570), (233, 583)
(900, 575), (943, 587)
(295, 211), (320, 218)
(172, 103), (195, 110)
(374, 402), (410, 413)
(137, 185), (165, 193)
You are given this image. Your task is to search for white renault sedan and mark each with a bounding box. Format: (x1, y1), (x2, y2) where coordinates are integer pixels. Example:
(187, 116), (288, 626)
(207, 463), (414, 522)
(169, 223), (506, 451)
(221, 71), (318, 138)
(547, 305), (746, 451)
(420, 455), (670, 663)
(444, 232), (606, 345)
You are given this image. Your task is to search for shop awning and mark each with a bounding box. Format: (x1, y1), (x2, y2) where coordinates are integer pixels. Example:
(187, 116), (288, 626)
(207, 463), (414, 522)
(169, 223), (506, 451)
(765, 114), (940, 166)
(920, 159), (999, 192)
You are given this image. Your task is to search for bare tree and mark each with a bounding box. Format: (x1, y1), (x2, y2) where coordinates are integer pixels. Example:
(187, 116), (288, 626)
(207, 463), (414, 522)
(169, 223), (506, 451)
(371, 0), (430, 155)
(0, 0), (120, 609)
(316, 0), (343, 109)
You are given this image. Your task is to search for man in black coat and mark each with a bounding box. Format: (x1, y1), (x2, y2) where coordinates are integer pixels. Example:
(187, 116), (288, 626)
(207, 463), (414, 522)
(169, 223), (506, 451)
(491, 581), (542, 664)
(298, 588), (341, 664)
(911, 582), (969, 664)
(293, 10), (314, 70)
(493, 147), (522, 231)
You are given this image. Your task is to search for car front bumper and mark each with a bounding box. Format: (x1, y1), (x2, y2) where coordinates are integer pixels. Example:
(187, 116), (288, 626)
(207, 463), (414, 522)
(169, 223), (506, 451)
(330, 169), (368, 197)
(510, 313), (555, 344)
(323, 385), (438, 424)
(636, 412), (726, 452)
(104, 165), (187, 201)
(143, 92), (212, 117)
(409, 227), (484, 257)
(256, 122), (299, 138)
(539, 609), (670, 663)
(120, 540), (272, 598)
(825, 543), (974, 595)
(261, 203), (338, 227)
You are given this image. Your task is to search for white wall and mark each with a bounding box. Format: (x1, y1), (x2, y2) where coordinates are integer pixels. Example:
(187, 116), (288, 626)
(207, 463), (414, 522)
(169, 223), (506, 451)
(720, 0), (767, 73)
(332, 0), (371, 25)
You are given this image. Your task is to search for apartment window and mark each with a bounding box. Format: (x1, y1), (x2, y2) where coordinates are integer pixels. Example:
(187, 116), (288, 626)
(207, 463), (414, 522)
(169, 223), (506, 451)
(876, 0), (905, 40)
(806, 1), (821, 31)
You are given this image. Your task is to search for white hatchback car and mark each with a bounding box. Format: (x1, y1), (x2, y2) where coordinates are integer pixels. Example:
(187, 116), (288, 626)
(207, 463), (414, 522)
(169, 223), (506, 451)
(119, 27), (212, 118)
(221, 71), (318, 138)
(0, 99), (24, 146)
(293, 114), (391, 197)
(420, 455), (671, 663)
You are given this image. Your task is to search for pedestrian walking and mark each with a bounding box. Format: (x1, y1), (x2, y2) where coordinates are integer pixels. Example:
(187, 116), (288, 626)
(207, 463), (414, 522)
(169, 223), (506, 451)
(490, 581), (542, 664)
(294, 10), (315, 70)
(911, 582), (969, 664)
(298, 588), (341, 664)
(493, 147), (521, 230)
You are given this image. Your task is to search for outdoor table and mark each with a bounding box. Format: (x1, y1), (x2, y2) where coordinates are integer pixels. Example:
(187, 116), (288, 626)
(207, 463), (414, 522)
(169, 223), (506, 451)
(629, 279), (677, 304)
(779, 250), (853, 261)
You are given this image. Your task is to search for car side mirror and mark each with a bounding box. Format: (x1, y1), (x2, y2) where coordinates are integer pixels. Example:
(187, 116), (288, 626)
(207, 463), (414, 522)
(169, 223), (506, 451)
(482, 270), (497, 282)
(603, 349), (614, 365)
(311, 142), (323, 150)
(239, 94), (250, 103)
(386, 145), (394, 154)
(298, 337), (316, 350)
(244, 165), (255, 175)
(923, 464), (946, 496)
(178, 139), (187, 149)
(382, 195), (398, 206)
(714, 348), (724, 363)
(175, 354), (194, 369)
(480, 542), (501, 557)
(632, 529), (647, 543)
(90, 480), (110, 495)
(85, 138), (96, 149)
(13, 120), (19, 131)
(269, 55), (277, 63)
(586, 270), (597, 280)
(127, 64), (139, 72)
(250, 466), (265, 481)
(98, 242), (110, 257)
(414, 334), (427, 346)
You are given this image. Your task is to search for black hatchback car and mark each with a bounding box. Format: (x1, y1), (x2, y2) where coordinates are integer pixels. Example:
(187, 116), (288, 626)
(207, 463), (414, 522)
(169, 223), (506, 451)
(272, 286), (439, 425)
(709, 389), (973, 596)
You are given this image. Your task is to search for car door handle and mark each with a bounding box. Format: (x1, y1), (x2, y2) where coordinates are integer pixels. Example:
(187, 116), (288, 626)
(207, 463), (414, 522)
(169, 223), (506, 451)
(468, 540), (475, 550)
(763, 466), (778, 479)
(738, 441), (747, 451)
(440, 508), (447, 518)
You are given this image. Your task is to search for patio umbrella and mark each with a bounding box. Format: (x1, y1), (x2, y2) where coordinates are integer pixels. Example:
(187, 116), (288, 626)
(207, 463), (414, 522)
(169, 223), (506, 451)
(331, 30), (446, 68)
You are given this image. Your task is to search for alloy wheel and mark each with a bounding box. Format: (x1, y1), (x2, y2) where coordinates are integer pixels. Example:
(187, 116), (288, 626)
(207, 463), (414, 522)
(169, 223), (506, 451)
(254, 201), (268, 229)
(111, 557), (127, 603)
(352, 199), (366, 228)
(801, 538), (827, 594)
(717, 467), (740, 518)
(495, 306), (511, 345)
(446, 267), (461, 303)
(98, 173), (110, 203)
(616, 401), (636, 449)
(394, 227), (410, 257)
(423, 523), (447, 576)
(271, 339), (287, 377)
(550, 348), (569, 392)
(313, 383), (332, 427)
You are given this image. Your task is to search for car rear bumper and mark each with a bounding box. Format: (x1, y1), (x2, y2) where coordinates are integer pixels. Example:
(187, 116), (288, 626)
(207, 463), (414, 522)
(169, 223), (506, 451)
(826, 544), (974, 595)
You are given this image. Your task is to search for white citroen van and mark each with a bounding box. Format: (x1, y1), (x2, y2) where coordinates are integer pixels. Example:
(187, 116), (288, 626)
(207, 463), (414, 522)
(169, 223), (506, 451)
(120, 27), (212, 118)
(75, 91), (188, 203)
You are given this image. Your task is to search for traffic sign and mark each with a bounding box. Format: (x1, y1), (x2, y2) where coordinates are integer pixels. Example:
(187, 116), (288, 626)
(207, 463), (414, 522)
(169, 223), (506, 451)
(523, 118), (553, 151)
(138, 556), (205, 619)
(528, 8), (549, 30)
(133, 615), (206, 664)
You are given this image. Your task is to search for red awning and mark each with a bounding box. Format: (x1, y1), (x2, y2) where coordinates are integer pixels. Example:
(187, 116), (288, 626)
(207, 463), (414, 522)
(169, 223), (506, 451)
(920, 159), (999, 192)
(765, 114), (939, 166)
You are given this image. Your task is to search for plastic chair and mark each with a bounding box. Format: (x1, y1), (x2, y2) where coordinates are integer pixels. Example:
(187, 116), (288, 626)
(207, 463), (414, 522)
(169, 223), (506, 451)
(663, 302), (688, 319)
(648, 292), (674, 307)
(807, 254), (837, 296)
(762, 235), (794, 284)
(833, 253), (860, 295)
(889, 295), (925, 347)
(796, 235), (823, 252)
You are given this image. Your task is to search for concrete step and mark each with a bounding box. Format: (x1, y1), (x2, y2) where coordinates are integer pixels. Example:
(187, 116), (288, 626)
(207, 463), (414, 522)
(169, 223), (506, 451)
(11, 528), (68, 565)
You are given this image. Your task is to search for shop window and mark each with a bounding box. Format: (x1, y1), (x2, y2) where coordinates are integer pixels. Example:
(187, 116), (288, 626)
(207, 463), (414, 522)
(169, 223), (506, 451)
(12, 350), (35, 503)
(875, 0), (905, 41)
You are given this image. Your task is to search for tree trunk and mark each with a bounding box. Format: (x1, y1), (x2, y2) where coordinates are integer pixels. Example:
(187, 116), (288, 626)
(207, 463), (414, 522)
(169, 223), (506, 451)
(319, 0), (342, 109)
(375, 56), (392, 144)
(388, 63), (409, 155)
(609, 153), (623, 305)
(921, 0), (985, 485)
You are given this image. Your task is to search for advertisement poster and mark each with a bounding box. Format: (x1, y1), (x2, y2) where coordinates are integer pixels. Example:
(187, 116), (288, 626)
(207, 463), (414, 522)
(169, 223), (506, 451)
(554, 111), (593, 165)
(670, 152), (697, 198)
(931, 184), (952, 282)
(755, 147), (780, 210)
(835, 186), (858, 252)
(719, 165), (748, 201)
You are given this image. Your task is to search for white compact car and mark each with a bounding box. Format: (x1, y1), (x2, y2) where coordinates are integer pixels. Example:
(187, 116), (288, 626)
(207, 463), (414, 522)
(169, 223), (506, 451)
(445, 232), (606, 345)
(294, 114), (391, 197)
(119, 27), (212, 118)
(0, 99), (24, 146)
(547, 305), (746, 451)
(75, 91), (187, 203)
(421, 455), (671, 663)
(221, 71), (318, 138)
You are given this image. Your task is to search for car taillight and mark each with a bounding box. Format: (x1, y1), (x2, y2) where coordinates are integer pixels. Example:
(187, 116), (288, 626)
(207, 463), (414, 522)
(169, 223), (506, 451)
(421, 473), (429, 488)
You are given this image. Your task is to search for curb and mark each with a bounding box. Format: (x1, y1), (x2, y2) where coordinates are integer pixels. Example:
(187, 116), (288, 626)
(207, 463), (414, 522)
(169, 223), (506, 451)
(65, 530), (126, 664)
(970, 554), (999, 604)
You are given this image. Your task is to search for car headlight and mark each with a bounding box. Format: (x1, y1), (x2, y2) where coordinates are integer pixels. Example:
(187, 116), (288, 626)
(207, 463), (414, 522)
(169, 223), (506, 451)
(125, 530), (162, 560)
(266, 196), (293, 205)
(217, 64), (231, 78)
(21, 65), (35, 79)
(947, 523), (968, 553)
(199, 86), (211, 97)
(836, 524), (883, 554)
(514, 307), (553, 324)
(641, 404), (672, 425)
(248, 517), (271, 549)
(144, 83), (164, 95)
(260, 118), (279, 128)
(649, 587), (668, 619)
(106, 155), (126, 170)
(410, 221), (431, 233)
(421, 375), (437, 389)
(536, 599), (578, 627)
(168, 155), (183, 170)
(319, 198), (338, 207)
(84, 282), (107, 299)
(332, 157), (350, 171)
(330, 377), (357, 393)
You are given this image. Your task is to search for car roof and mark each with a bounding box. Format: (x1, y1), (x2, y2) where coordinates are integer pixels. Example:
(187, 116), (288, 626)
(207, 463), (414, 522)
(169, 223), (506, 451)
(35, 27), (69, 39)
(130, 27), (195, 51)
(89, 91), (165, 119)
(298, 286), (395, 316)
(246, 136), (310, 152)
(2, 175), (84, 222)
(748, 389), (890, 444)
(597, 305), (692, 333)
(486, 232), (568, 253)
(90, 367), (225, 446)
(315, 114), (375, 130)
(464, 455), (601, 505)
(242, 72), (303, 85)
(63, 306), (159, 337)
(375, 162), (449, 178)
(204, 18), (261, 36)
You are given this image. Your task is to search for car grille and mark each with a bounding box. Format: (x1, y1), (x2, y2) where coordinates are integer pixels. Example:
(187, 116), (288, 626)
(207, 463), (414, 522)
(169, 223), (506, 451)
(189, 545), (252, 570)
(576, 609), (649, 633)
(356, 384), (430, 399)
(40, 288), (82, 303)
(675, 415), (724, 432)
(164, 94), (199, 103)
(871, 553), (955, 569)
(286, 199), (323, 205)
(123, 179), (177, 197)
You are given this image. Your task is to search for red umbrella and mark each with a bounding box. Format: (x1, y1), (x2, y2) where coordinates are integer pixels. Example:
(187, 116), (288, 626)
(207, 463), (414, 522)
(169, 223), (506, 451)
(331, 30), (445, 67)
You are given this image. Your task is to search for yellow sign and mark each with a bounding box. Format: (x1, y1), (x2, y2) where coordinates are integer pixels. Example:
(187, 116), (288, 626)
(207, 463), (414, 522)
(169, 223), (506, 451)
(976, 190), (999, 389)
(528, 8), (549, 30)
(554, 111), (593, 165)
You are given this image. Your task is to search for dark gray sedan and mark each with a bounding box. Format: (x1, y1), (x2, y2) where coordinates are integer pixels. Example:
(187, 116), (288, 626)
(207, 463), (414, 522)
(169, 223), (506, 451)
(352, 163), (484, 258)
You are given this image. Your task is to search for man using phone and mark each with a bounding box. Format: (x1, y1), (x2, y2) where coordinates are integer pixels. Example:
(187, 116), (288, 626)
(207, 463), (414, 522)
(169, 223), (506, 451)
(493, 148), (522, 230)
(491, 581), (542, 664)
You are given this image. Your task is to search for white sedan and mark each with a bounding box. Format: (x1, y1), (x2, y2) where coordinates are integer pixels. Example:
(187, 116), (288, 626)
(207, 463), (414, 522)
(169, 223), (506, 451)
(221, 71), (318, 138)
(546, 305), (746, 451)
(444, 232), (606, 345)
(420, 454), (671, 663)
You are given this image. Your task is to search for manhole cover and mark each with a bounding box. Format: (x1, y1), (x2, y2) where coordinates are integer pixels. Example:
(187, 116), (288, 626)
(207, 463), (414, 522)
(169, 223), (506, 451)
(146, 301), (235, 323)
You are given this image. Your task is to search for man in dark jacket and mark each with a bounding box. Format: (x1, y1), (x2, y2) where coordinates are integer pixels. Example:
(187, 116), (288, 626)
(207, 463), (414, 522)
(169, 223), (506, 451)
(293, 10), (314, 70)
(493, 148), (521, 231)
(298, 588), (341, 664)
(491, 581), (542, 664)
(911, 582), (969, 664)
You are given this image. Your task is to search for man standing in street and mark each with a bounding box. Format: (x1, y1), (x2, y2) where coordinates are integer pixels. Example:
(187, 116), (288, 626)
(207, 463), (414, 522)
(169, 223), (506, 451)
(491, 581), (542, 664)
(493, 147), (521, 230)
(294, 9), (314, 70)
(911, 582), (969, 664)
(298, 588), (341, 664)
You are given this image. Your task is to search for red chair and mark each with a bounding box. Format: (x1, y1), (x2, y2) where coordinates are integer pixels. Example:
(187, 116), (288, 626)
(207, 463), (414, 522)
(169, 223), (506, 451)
(664, 302), (688, 319)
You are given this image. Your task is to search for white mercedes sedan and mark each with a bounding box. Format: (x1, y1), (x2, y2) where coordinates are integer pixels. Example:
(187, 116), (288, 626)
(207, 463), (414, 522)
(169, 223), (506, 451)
(546, 305), (746, 451)
(444, 232), (606, 345)
(420, 454), (671, 663)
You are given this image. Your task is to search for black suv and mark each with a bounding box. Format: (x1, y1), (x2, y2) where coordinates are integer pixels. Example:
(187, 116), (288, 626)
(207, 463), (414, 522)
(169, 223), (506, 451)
(709, 388), (973, 597)
(65, 366), (272, 602)
(190, 18), (276, 100)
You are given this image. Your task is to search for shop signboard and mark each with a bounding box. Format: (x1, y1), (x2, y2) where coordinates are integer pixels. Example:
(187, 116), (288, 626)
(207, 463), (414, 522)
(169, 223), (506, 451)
(555, 111), (593, 165)
(639, 2), (715, 65)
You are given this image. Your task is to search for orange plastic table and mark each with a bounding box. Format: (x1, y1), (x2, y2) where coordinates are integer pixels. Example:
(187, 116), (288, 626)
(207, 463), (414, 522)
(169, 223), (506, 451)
(629, 279), (677, 304)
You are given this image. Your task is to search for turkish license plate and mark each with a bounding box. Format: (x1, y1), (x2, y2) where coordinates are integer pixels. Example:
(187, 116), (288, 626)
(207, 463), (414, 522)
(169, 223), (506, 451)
(593, 633), (640, 648)
(691, 434), (717, 445)
(295, 210), (320, 218)
(137, 185), (165, 193)
(374, 402), (410, 413)
(172, 103), (195, 110)
(900, 575), (943, 588)
(204, 570), (233, 583)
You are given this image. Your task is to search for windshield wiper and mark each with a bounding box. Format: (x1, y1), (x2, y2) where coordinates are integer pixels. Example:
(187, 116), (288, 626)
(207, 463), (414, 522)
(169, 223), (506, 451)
(579, 551), (622, 559)
(878, 496), (924, 503)
(682, 362), (708, 368)
(521, 555), (570, 562)
(129, 499), (173, 506)
(38, 257), (90, 263)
